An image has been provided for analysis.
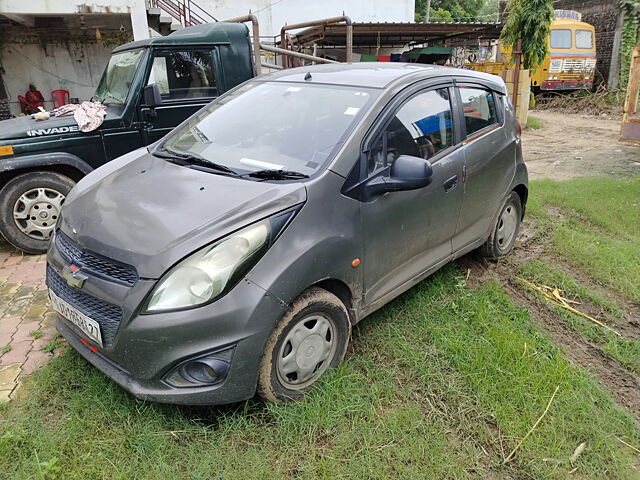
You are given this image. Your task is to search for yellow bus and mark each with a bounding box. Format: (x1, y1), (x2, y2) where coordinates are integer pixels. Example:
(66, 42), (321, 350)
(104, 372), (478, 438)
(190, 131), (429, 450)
(468, 10), (597, 92)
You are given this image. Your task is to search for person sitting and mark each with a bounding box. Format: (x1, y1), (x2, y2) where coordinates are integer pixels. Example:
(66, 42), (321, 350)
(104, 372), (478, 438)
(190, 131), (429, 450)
(24, 84), (45, 114)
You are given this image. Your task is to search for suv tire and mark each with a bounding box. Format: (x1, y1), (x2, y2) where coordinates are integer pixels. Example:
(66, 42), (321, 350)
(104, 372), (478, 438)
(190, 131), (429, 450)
(0, 172), (75, 254)
(257, 287), (351, 402)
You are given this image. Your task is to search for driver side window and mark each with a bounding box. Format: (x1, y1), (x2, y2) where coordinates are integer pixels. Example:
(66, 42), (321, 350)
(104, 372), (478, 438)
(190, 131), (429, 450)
(367, 88), (454, 175)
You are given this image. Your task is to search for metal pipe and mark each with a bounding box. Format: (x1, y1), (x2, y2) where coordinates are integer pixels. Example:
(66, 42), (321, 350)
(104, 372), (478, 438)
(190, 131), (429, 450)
(260, 43), (338, 64)
(279, 15), (353, 65)
(262, 62), (283, 70)
(223, 14), (262, 76)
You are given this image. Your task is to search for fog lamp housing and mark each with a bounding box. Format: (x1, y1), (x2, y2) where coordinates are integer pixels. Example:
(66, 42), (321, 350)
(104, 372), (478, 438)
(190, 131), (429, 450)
(164, 347), (234, 388)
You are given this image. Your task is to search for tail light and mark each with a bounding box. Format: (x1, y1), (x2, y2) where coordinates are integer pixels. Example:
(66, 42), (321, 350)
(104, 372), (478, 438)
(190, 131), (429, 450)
(517, 121), (522, 136)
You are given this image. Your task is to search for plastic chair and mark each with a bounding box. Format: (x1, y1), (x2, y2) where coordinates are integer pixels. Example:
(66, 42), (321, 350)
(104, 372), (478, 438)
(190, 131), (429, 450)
(51, 89), (70, 109)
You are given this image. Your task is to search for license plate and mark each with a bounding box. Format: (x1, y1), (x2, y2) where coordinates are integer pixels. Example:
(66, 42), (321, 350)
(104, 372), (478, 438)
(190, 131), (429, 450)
(49, 289), (103, 347)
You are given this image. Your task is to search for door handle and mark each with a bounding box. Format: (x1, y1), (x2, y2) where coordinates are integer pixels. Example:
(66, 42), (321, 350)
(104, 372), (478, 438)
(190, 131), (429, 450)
(443, 175), (458, 193)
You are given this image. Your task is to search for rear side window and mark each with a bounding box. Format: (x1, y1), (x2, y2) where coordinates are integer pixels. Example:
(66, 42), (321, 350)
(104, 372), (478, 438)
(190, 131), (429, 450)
(550, 29), (572, 49)
(459, 87), (498, 137)
(367, 88), (454, 174)
(576, 30), (593, 49)
(147, 50), (217, 100)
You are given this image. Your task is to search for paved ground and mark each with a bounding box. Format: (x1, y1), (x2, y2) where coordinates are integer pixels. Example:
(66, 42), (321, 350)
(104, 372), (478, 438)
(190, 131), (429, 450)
(0, 238), (55, 401)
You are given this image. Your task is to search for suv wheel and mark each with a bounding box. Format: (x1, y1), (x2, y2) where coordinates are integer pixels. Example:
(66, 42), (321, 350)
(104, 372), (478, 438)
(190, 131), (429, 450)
(257, 287), (351, 402)
(0, 172), (75, 254)
(479, 191), (522, 260)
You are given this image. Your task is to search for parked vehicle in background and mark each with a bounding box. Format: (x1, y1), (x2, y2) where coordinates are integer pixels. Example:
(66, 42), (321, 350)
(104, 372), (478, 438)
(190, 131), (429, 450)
(468, 10), (596, 92)
(46, 63), (528, 405)
(0, 23), (255, 254)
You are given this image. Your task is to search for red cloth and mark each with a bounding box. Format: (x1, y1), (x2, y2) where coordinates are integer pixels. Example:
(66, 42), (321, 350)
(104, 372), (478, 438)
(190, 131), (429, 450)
(377, 55), (391, 62)
(24, 90), (44, 113)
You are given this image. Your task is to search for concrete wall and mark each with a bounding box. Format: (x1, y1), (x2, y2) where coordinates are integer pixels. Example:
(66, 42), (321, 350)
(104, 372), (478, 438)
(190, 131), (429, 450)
(2, 41), (112, 115)
(201, 0), (415, 38)
(556, 0), (623, 87)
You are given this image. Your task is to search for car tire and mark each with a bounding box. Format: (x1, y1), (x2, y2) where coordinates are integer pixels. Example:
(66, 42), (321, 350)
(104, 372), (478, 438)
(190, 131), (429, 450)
(257, 287), (351, 402)
(479, 191), (522, 260)
(0, 172), (75, 254)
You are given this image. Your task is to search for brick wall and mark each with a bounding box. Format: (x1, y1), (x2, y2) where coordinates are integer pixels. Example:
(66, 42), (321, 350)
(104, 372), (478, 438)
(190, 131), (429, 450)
(556, 0), (622, 86)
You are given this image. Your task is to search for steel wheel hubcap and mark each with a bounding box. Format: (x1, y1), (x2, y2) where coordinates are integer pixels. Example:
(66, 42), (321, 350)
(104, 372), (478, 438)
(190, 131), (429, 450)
(496, 203), (518, 250)
(277, 314), (336, 389)
(13, 187), (65, 240)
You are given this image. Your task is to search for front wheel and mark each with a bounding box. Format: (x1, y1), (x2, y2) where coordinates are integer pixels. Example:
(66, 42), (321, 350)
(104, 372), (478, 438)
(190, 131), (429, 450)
(257, 287), (351, 402)
(0, 172), (75, 254)
(479, 191), (522, 260)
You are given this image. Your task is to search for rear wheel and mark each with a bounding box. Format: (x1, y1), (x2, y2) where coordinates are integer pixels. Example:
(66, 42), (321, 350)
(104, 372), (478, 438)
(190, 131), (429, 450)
(0, 172), (75, 254)
(257, 287), (351, 402)
(479, 191), (522, 260)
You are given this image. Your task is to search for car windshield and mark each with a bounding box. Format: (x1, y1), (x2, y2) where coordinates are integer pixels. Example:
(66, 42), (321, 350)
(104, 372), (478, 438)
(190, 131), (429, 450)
(94, 49), (143, 105)
(161, 81), (377, 177)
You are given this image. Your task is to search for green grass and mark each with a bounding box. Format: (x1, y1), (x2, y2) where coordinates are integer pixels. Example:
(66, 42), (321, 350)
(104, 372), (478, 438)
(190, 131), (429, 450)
(518, 259), (640, 374)
(527, 176), (640, 301)
(526, 115), (544, 130)
(0, 344), (11, 354)
(2, 268), (639, 479)
(29, 330), (44, 339)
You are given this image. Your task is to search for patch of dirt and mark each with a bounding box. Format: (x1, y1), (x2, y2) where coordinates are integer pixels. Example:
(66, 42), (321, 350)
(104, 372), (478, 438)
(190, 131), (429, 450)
(522, 111), (640, 181)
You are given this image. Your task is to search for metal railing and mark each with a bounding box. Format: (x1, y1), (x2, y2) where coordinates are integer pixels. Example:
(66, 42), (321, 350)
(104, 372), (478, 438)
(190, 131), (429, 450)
(148, 0), (218, 27)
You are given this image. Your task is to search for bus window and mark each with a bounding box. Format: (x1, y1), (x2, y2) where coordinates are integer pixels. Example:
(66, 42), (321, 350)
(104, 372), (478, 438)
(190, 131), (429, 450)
(550, 29), (572, 49)
(576, 30), (593, 49)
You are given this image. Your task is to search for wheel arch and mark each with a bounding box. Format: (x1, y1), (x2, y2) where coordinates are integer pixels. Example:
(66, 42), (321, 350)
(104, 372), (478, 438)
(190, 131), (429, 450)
(312, 278), (356, 324)
(0, 153), (92, 190)
(512, 183), (528, 218)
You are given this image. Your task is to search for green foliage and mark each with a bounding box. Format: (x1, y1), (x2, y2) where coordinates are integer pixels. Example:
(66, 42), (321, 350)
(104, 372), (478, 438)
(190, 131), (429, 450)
(0, 344), (11, 354)
(500, 0), (554, 70)
(526, 115), (543, 129)
(415, 0), (488, 22)
(618, 0), (639, 88)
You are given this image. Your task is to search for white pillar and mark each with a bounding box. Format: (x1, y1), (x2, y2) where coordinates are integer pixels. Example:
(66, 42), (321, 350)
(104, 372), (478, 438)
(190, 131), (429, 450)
(130, 0), (150, 41)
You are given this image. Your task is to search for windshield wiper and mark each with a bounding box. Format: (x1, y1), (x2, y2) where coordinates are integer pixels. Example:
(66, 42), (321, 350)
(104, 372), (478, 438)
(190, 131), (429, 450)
(152, 148), (239, 176)
(245, 169), (309, 180)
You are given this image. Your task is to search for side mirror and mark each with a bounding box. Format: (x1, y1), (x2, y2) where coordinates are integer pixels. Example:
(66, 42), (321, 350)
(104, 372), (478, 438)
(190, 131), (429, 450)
(388, 155), (433, 191)
(143, 83), (162, 108)
(363, 155), (433, 200)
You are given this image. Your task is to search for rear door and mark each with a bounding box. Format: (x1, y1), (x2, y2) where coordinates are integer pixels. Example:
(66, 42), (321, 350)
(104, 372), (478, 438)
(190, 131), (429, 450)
(359, 83), (465, 306)
(140, 48), (220, 144)
(452, 82), (517, 251)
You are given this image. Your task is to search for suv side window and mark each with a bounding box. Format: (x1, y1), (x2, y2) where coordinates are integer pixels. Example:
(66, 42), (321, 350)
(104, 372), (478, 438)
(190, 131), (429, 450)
(147, 50), (217, 100)
(367, 88), (454, 175)
(459, 87), (498, 137)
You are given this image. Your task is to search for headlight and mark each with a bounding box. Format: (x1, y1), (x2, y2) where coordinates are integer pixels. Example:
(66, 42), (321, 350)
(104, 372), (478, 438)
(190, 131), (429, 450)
(144, 220), (270, 312)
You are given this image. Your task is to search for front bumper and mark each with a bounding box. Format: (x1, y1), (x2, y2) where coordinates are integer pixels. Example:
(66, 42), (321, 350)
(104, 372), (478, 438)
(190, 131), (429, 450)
(541, 80), (593, 90)
(47, 235), (286, 405)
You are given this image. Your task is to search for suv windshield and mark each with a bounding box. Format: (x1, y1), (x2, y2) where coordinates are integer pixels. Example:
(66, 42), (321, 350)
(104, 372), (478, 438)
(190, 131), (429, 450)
(94, 49), (143, 105)
(161, 81), (377, 177)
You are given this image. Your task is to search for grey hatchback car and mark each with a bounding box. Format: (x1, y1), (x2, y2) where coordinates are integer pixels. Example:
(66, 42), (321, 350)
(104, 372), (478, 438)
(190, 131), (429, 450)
(46, 63), (527, 405)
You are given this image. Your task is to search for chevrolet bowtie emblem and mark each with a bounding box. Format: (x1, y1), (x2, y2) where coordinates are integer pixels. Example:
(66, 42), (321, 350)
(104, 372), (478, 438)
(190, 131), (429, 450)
(62, 265), (88, 289)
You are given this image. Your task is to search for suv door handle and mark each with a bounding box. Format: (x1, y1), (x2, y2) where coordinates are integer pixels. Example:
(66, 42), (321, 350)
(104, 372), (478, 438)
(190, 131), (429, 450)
(443, 175), (458, 193)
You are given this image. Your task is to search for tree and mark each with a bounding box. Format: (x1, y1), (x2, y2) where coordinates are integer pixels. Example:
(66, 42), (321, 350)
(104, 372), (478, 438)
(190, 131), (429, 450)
(500, 0), (554, 70)
(415, 0), (486, 22)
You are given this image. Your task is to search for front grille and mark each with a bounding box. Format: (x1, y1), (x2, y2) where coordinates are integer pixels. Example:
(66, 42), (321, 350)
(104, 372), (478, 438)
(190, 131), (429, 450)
(46, 264), (123, 346)
(55, 232), (138, 286)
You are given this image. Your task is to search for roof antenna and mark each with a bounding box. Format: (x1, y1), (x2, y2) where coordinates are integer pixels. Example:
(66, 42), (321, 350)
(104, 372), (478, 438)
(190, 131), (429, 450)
(304, 72), (312, 81)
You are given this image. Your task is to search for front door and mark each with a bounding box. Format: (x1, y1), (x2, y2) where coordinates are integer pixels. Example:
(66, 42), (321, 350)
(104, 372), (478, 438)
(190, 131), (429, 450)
(360, 86), (465, 306)
(140, 48), (220, 144)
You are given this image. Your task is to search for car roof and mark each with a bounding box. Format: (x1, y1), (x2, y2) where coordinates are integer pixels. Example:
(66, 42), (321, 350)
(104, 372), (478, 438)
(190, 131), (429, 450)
(112, 22), (249, 53)
(262, 62), (507, 94)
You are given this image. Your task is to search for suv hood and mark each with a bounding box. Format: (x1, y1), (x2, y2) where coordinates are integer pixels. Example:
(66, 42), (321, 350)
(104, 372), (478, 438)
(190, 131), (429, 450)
(0, 106), (123, 142)
(58, 152), (307, 278)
